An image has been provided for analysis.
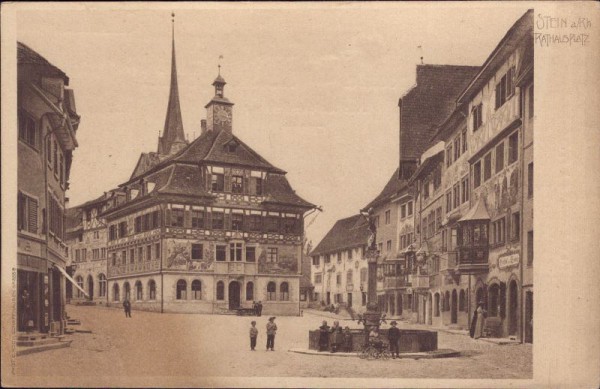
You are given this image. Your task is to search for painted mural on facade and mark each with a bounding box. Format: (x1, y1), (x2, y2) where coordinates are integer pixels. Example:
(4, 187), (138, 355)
(165, 239), (215, 272)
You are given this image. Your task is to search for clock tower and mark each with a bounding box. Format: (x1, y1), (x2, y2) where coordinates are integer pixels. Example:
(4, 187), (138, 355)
(205, 70), (234, 134)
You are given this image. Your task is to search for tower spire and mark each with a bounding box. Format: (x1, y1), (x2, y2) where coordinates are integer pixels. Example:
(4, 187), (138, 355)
(158, 12), (187, 156)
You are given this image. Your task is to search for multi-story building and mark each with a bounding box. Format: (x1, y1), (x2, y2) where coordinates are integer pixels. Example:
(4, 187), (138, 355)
(365, 64), (479, 321)
(65, 190), (125, 304)
(98, 29), (315, 316)
(516, 31), (534, 344)
(446, 9), (533, 339)
(17, 42), (80, 335)
(310, 215), (369, 314)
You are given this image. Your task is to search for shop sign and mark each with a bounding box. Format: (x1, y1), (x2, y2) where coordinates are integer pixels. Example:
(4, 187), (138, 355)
(498, 252), (520, 269)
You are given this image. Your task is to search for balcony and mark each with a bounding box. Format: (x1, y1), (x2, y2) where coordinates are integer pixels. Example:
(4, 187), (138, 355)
(441, 248), (488, 274)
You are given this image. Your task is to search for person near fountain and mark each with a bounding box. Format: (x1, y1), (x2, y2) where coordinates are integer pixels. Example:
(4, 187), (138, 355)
(470, 301), (487, 339)
(318, 321), (330, 351)
(343, 327), (353, 352)
(329, 320), (342, 352)
(369, 327), (383, 350)
(388, 321), (401, 358)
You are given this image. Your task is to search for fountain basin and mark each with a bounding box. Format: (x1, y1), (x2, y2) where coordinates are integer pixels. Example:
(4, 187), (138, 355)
(308, 328), (438, 353)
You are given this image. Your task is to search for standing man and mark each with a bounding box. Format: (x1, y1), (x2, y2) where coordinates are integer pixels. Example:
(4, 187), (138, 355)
(266, 317), (277, 351)
(388, 320), (401, 359)
(123, 298), (132, 318)
(257, 301), (263, 317)
(252, 301), (257, 316)
(249, 321), (258, 351)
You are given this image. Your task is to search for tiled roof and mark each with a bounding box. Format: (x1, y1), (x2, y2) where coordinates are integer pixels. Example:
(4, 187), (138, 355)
(310, 214), (369, 256)
(156, 164), (212, 198)
(130, 152), (162, 181)
(17, 42), (69, 83)
(409, 151), (444, 184)
(362, 168), (408, 211)
(263, 174), (314, 209)
(400, 64), (480, 162)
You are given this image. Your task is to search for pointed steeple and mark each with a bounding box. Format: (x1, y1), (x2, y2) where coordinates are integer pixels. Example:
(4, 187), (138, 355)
(158, 13), (188, 156)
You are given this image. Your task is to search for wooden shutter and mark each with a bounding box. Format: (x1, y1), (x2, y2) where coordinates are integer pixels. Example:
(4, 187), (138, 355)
(495, 84), (501, 109)
(27, 197), (37, 233)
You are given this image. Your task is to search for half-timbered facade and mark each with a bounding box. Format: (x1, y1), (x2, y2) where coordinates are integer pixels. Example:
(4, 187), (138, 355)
(99, 32), (314, 316)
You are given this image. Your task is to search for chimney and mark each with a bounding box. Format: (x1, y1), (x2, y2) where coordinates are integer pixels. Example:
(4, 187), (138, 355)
(201, 119), (207, 135)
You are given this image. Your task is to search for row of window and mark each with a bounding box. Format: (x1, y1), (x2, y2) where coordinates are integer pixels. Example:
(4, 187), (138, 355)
(75, 274), (107, 298)
(422, 207), (442, 240)
(109, 210), (301, 240)
(471, 66), (516, 133)
(111, 243), (161, 266)
(399, 233), (413, 250)
(210, 172), (263, 195)
(314, 268), (368, 285)
(112, 280), (291, 302)
(446, 176), (470, 214)
(400, 201), (413, 219)
(73, 247), (107, 262)
(317, 246), (366, 266)
(18, 110), (67, 187)
(446, 129), (468, 167)
(473, 131), (519, 188)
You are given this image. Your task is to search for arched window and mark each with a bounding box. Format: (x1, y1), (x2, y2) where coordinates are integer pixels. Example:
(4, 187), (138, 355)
(216, 281), (224, 300)
(280, 282), (289, 301)
(99, 274), (107, 297)
(113, 283), (120, 302)
(459, 289), (466, 312)
(135, 281), (143, 301)
(444, 291), (450, 311)
(267, 281), (276, 301)
(246, 282), (254, 301)
(124, 282), (131, 300)
(434, 293), (440, 317)
(176, 279), (187, 300)
(148, 280), (156, 300)
(76, 276), (84, 298)
(191, 280), (202, 300)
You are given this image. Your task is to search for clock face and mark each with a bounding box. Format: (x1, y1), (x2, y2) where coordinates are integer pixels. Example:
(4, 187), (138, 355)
(214, 105), (232, 125)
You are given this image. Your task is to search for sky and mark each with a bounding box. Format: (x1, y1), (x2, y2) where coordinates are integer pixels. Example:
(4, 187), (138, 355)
(16, 4), (530, 245)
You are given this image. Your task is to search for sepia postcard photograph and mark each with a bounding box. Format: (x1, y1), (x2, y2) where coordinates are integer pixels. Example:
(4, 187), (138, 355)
(2, 2), (599, 388)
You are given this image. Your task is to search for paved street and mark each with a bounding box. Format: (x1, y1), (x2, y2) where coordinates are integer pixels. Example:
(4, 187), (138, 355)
(16, 305), (531, 381)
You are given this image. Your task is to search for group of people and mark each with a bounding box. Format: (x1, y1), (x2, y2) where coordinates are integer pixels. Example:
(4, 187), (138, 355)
(251, 301), (263, 317)
(318, 320), (402, 358)
(249, 316), (277, 351)
(318, 320), (353, 353)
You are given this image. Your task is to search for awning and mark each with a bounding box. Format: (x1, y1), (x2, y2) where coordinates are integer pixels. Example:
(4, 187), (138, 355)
(459, 199), (491, 222)
(53, 264), (89, 298)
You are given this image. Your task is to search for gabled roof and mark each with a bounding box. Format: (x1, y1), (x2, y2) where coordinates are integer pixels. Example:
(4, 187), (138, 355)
(130, 152), (162, 180)
(128, 128), (286, 184)
(65, 207), (83, 231)
(311, 214), (370, 256)
(156, 164), (212, 198)
(17, 41), (69, 84)
(458, 9), (533, 104)
(399, 64), (480, 162)
(459, 198), (490, 222)
(362, 168), (408, 211)
(262, 174), (314, 209)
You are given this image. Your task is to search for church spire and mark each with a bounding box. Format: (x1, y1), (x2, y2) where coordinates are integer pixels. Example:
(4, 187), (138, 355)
(158, 12), (187, 156)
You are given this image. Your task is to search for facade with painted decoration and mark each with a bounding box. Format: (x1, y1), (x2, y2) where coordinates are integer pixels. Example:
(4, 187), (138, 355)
(99, 30), (315, 315)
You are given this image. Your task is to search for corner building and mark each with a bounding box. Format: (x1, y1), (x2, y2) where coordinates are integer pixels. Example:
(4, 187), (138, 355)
(101, 33), (315, 315)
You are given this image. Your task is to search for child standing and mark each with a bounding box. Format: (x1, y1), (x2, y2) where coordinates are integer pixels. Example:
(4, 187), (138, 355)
(249, 321), (258, 351)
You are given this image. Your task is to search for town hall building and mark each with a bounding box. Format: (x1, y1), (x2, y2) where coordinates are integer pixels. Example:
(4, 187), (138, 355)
(99, 24), (315, 315)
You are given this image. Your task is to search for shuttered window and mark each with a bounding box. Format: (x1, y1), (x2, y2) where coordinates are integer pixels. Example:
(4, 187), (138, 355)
(17, 192), (38, 234)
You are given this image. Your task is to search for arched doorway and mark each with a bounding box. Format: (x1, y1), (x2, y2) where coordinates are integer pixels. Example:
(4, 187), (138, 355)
(508, 280), (518, 335)
(451, 289), (458, 324)
(87, 275), (94, 300)
(229, 281), (241, 310)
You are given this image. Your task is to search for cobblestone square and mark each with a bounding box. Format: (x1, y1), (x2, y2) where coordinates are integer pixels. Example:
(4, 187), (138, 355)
(15, 305), (532, 382)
